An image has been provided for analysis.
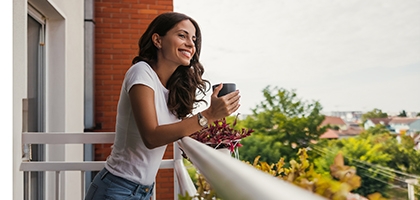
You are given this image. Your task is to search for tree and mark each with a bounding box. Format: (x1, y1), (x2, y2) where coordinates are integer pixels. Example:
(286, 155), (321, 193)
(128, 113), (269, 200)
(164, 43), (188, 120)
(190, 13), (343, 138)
(398, 110), (407, 117)
(361, 108), (388, 124)
(363, 124), (391, 135)
(238, 86), (326, 164)
(312, 126), (420, 198)
(312, 135), (393, 197)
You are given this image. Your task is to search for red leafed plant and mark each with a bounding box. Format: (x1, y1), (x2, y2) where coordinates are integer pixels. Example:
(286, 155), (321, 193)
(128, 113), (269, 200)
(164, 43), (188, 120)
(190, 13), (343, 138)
(190, 115), (254, 153)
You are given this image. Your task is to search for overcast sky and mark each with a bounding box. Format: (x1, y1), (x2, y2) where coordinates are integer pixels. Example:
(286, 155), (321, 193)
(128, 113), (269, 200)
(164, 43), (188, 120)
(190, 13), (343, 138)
(174, 0), (420, 115)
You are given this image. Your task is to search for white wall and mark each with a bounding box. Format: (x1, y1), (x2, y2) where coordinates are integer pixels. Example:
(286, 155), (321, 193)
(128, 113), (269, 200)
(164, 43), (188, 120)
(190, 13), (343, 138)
(13, 0), (85, 199)
(410, 120), (420, 133)
(13, 1), (28, 199)
(364, 120), (375, 130)
(3, 0), (13, 199)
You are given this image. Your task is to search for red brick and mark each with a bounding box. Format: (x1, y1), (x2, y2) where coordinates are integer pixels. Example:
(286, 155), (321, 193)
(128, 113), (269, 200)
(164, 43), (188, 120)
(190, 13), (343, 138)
(130, 23), (149, 30)
(102, 7), (121, 13)
(112, 75), (125, 80)
(95, 33), (113, 39)
(114, 3), (131, 8)
(95, 2), (113, 8)
(122, 0), (139, 3)
(102, 28), (121, 34)
(113, 64), (132, 71)
(112, 23), (131, 29)
(145, 5), (163, 10)
(157, 0), (172, 6)
(121, 8), (139, 14)
(131, 4), (149, 9)
(96, 43), (113, 49)
(102, 18), (121, 23)
(95, 12), (112, 18)
(121, 18), (140, 24)
(101, 49), (123, 54)
(112, 54), (132, 59)
(140, 0), (158, 4)
(139, 9), (158, 14)
(112, 44), (131, 49)
(130, 13), (150, 19)
(112, 33), (131, 39)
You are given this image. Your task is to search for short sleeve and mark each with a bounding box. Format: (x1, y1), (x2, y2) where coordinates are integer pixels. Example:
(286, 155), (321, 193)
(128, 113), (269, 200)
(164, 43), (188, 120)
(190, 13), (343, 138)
(123, 62), (156, 93)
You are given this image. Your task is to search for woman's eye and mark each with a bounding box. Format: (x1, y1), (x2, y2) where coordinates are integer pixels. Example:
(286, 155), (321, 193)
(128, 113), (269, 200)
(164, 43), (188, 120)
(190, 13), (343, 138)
(179, 34), (186, 38)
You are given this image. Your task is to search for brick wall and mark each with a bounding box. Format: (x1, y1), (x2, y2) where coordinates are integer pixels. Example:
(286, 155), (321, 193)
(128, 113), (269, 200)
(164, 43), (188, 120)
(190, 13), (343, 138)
(94, 0), (174, 199)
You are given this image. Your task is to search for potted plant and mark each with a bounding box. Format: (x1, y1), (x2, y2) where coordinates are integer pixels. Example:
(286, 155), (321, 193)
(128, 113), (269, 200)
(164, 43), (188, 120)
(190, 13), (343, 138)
(189, 114), (254, 157)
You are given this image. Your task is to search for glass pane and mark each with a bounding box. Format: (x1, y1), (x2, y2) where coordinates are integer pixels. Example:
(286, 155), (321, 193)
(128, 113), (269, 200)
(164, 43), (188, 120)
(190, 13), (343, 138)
(27, 15), (45, 200)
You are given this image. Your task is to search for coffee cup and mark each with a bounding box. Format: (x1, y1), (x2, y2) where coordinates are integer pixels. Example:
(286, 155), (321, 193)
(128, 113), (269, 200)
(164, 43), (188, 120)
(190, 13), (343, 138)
(212, 83), (236, 97)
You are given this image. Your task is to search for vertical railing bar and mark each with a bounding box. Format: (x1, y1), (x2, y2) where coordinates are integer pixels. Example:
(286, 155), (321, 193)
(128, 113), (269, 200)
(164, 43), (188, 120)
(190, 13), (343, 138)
(55, 171), (60, 200)
(24, 171), (30, 200)
(174, 142), (179, 200)
(152, 178), (156, 200)
(81, 171), (85, 200)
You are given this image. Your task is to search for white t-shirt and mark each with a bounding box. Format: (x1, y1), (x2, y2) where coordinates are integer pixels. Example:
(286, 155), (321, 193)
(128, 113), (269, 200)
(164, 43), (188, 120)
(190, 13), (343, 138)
(105, 61), (180, 185)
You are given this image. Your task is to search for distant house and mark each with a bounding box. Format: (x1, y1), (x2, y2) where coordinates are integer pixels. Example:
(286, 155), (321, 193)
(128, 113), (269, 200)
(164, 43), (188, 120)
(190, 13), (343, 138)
(319, 129), (340, 139)
(328, 111), (363, 124)
(319, 116), (363, 139)
(364, 118), (392, 130)
(320, 116), (347, 130)
(388, 117), (420, 134)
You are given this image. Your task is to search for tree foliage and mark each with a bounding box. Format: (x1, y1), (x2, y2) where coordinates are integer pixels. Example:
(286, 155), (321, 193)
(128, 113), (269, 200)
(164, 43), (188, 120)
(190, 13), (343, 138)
(364, 124), (391, 135)
(180, 149), (387, 200)
(238, 86), (326, 164)
(361, 108), (388, 124)
(398, 110), (407, 117)
(312, 137), (393, 197)
(312, 125), (420, 198)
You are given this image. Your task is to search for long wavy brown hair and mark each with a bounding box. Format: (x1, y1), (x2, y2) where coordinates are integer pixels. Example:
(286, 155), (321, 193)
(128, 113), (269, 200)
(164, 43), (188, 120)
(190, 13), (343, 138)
(132, 12), (209, 119)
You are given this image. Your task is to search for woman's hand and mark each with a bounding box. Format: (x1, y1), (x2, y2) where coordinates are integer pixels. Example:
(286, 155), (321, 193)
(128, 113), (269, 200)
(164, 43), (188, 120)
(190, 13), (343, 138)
(202, 83), (241, 122)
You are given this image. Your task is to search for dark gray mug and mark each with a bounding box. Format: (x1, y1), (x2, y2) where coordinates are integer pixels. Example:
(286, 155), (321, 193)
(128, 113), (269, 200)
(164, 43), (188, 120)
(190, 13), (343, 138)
(212, 83), (236, 97)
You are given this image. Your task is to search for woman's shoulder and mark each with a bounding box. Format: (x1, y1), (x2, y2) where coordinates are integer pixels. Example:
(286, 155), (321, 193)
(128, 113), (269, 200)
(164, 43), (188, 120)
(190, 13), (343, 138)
(128, 61), (153, 74)
(123, 61), (158, 91)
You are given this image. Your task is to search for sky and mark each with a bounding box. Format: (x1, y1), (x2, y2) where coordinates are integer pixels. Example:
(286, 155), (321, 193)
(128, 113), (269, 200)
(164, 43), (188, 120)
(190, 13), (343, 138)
(174, 0), (420, 116)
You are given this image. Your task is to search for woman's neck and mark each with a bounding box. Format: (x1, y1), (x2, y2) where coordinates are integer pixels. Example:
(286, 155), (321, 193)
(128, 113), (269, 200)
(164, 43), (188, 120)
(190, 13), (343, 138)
(151, 60), (178, 88)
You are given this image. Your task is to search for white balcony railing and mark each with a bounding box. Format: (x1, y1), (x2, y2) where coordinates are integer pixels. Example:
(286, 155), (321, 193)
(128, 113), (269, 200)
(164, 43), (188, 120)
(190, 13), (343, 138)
(178, 137), (326, 200)
(21, 132), (326, 200)
(20, 132), (186, 200)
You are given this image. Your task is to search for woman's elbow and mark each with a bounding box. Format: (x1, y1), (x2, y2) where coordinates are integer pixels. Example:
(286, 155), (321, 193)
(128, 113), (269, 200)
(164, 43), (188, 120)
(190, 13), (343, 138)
(142, 136), (160, 149)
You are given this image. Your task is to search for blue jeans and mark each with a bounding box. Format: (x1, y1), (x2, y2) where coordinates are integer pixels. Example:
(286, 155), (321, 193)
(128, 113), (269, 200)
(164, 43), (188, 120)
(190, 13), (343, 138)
(84, 168), (154, 200)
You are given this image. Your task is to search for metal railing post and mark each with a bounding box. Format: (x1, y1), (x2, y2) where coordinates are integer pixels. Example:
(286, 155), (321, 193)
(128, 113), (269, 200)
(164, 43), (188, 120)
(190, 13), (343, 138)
(174, 142), (180, 200)
(406, 179), (419, 200)
(81, 171), (86, 199)
(56, 171), (60, 200)
(24, 171), (30, 200)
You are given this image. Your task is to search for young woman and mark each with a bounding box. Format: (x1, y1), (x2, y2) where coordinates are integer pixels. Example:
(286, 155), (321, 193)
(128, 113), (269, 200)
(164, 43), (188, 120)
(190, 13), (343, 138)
(84, 12), (241, 200)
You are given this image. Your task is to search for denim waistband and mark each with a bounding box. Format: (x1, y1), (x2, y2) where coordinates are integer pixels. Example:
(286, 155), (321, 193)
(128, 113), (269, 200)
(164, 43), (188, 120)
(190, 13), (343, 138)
(100, 168), (154, 195)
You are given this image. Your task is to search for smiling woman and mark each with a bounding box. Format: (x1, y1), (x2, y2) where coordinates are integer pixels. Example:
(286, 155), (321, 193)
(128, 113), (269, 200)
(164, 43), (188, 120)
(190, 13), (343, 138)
(154, 20), (197, 67)
(84, 12), (241, 200)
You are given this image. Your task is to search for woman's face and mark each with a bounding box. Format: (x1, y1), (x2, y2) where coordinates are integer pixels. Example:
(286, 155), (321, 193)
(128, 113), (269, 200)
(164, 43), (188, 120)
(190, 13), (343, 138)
(158, 19), (196, 67)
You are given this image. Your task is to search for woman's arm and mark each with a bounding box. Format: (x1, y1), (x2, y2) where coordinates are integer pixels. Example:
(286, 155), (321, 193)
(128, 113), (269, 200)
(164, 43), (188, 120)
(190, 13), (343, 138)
(129, 83), (240, 149)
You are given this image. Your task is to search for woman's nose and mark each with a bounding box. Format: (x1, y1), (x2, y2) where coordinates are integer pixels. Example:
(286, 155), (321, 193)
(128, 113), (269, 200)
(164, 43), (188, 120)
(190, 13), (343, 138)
(185, 38), (195, 47)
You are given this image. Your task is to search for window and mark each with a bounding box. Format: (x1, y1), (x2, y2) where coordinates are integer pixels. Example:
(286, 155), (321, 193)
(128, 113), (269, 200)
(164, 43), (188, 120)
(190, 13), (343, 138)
(26, 4), (46, 199)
